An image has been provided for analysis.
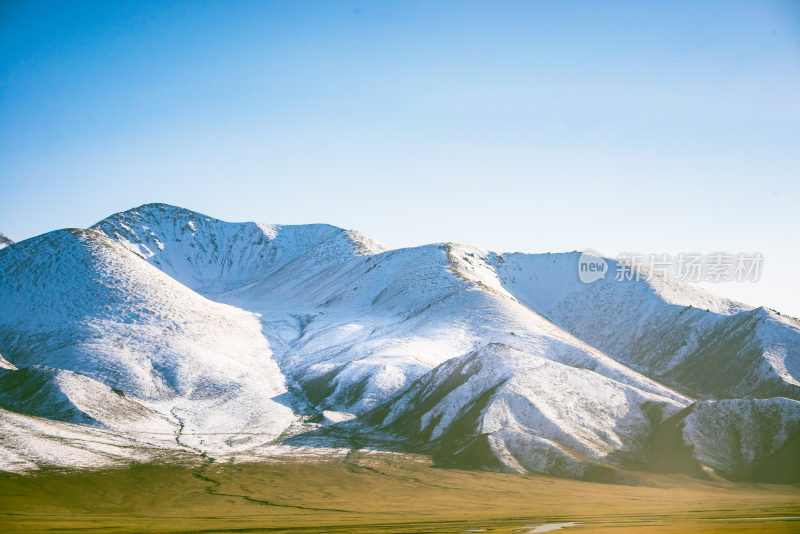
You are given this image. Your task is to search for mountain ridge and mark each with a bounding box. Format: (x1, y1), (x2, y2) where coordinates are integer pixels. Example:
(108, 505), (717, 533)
(0, 203), (797, 483)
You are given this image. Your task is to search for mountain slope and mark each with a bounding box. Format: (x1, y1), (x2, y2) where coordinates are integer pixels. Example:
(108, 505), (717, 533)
(357, 343), (685, 481)
(0, 407), (186, 472)
(216, 242), (687, 416)
(651, 397), (800, 482)
(494, 252), (800, 400)
(0, 365), (176, 433)
(0, 228), (296, 453)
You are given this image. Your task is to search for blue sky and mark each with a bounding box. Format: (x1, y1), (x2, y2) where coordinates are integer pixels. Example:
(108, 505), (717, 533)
(1, 1), (798, 315)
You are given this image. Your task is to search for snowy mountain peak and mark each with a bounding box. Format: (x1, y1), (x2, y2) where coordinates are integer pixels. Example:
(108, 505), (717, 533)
(92, 203), (387, 294)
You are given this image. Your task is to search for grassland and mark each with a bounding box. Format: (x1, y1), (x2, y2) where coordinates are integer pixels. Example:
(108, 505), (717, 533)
(1, 452), (798, 533)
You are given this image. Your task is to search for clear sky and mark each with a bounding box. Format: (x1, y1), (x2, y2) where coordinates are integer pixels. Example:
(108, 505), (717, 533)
(1, 1), (798, 315)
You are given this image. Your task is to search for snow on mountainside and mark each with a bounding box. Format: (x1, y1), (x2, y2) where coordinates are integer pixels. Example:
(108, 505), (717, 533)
(0, 232), (13, 250)
(359, 343), (685, 482)
(219, 241), (687, 417)
(0, 228), (296, 454)
(494, 253), (800, 400)
(0, 407), (186, 472)
(92, 203), (386, 294)
(0, 365), (176, 433)
(0, 203), (798, 482)
(651, 397), (800, 482)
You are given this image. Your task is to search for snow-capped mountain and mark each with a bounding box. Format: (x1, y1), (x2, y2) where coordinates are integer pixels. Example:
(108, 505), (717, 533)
(0, 227), (296, 453)
(495, 253), (799, 400)
(0, 203), (797, 483)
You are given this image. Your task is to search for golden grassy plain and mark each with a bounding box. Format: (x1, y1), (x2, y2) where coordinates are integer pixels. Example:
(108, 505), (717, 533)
(1, 452), (798, 533)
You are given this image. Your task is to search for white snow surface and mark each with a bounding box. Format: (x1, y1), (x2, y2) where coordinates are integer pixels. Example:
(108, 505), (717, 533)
(369, 343), (686, 478)
(92, 203), (386, 294)
(680, 397), (800, 477)
(494, 253), (799, 399)
(0, 227), (296, 461)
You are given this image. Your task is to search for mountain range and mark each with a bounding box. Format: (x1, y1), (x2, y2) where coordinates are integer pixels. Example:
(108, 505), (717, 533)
(0, 203), (797, 483)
